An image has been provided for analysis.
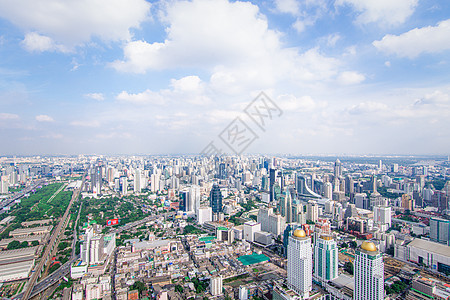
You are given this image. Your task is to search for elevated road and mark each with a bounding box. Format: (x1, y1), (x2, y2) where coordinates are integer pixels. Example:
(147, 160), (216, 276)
(20, 176), (84, 300)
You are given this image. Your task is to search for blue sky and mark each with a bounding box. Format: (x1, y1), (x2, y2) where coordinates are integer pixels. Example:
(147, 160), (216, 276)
(0, 0), (449, 155)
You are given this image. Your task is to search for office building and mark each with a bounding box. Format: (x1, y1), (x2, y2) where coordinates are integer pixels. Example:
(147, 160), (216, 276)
(210, 276), (223, 296)
(314, 234), (338, 282)
(197, 207), (212, 225)
(257, 207), (286, 236)
(334, 159), (342, 178)
(210, 184), (223, 213)
(287, 229), (312, 298)
(354, 241), (384, 300)
(243, 221), (261, 242)
(401, 194), (414, 211)
(430, 218), (450, 246)
(373, 205), (391, 231)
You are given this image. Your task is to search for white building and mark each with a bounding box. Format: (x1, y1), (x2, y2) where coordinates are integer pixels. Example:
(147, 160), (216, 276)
(306, 201), (318, 223)
(239, 286), (248, 300)
(210, 275), (223, 296)
(197, 207), (212, 225)
(243, 221), (261, 242)
(287, 229), (312, 298)
(324, 182), (333, 200)
(257, 207), (286, 236)
(354, 241), (384, 300)
(314, 234), (338, 282)
(373, 205), (391, 231)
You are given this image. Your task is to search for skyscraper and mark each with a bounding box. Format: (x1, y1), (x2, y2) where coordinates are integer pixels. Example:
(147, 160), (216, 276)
(269, 168), (277, 202)
(334, 159), (342, 178)
(354, 241), (384, 300)
(210, 183), (223, 213)
(314, 234), (338, 282)
(287, 229), (312, 298)
(430, 218), (450, 246)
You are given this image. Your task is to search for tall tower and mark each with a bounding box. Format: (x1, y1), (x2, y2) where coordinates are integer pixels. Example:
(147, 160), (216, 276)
(269, 168), (277, 201)
(354, 241), (384, 300)
(334, 159), (342, 178)
(210, 184), (223, 213)
(314, 234), (338, 282)
(287, 229), (312, 298)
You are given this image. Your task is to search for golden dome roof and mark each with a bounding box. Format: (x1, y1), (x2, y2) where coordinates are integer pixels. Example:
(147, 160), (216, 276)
(361, 241), (377, 252)
(293, 229), (306, 238)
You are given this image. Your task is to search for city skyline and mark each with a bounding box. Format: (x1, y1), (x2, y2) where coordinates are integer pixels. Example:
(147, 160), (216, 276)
(1, 0), (450, 155)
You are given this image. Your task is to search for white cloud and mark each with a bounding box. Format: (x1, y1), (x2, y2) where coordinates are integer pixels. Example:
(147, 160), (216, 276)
(35, 114), (54, 122)
(116, 75), (211, 106)
(112, 0), (360, 95)
(84, 93), (105, 101)
(0, 113), (19, 120)
(277, 94), (316, 112)
(274, 0), (300, 15)
(112, 0), (281, 72)
(337, 71), (365, 85)
(347, 101), (388, 115)
(336, 0), (417, 26)
(116, 89), (166, 105)
(373, 19), (450, 58)
(0, 0), (151, 49)
(21, 32), (68, 53)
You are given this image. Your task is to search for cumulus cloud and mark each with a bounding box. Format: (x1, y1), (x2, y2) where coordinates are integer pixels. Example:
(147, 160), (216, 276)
(35, 114), (54, 122)
(337, 71), (365, 85)
(84, 93), (105, 101)
(0, 113), (19, 120)
(373, 19), (450, 58)
(21, 32), (68, 53)
(347, 101), (388, 114)
(112, 0), (281, 72)
(116, 75), (211, 106)
(0, 0), (151, 50)
(117, 89), (165, 105)
(274, 0), (300, 15)
(277, 94), (316, 112)
(336, 0), (417, 26)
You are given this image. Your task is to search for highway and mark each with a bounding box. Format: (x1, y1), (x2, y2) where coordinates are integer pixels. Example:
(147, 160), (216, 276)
(20, 176), (84, 300)
(13, 255), (79, 300)
(0, 179), (46, 212)
(111, 211), (175, 234)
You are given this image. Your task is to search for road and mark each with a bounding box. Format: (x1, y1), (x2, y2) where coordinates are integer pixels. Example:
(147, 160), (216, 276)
(20, 176), (84, 300)
(111, 211), (175, 234)
(0, 179), (46, 212)
(13, 255), (79, 300)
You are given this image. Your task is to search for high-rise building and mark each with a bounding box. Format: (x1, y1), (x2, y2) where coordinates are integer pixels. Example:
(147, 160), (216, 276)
(373, 206), (391, 231)
(257, 207), (286, 236)
(314, 234), (338, 282)
(210, 276), (223, 296)
(269, 168), (277, 201)
(190, 185), (201, 214)
(210, 184), (223, 213)
(354, 241), (384, 300)
(287, 229), (312, 298)
(306, 200), (318, 223)
(334, 159), (342, 178)
(430, 218), (450, 246)
(355, 193), (369, 210)
(197, 207), (212, 225)
(324, 182), (333, 199)
(134, 169), (142, 193)
(121, 177), (127, 196)
(401, 194), (414, 211)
